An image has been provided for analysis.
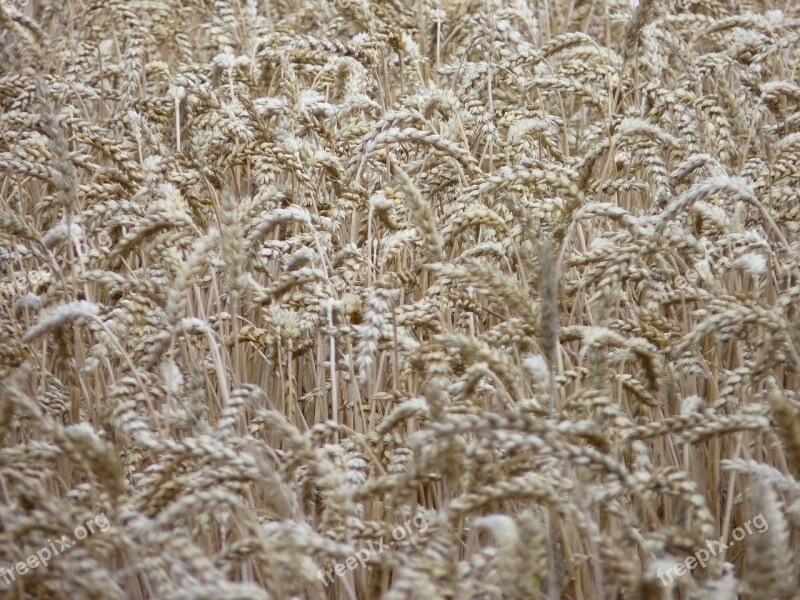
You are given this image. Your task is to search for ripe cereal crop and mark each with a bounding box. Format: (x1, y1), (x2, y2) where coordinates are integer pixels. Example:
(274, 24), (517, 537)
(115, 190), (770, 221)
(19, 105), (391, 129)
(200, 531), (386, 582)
(1, 0), (800, 598)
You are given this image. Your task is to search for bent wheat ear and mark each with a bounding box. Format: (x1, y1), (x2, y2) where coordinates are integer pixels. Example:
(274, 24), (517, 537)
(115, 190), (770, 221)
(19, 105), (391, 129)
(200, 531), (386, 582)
(24, 301), (100, 343)
(393, 163), (444, 263)
(768, 385), (800, 478)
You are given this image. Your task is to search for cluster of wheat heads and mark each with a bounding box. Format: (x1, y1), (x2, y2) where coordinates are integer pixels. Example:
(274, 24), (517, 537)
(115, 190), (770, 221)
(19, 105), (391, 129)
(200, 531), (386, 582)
(1, 0), (800, 598)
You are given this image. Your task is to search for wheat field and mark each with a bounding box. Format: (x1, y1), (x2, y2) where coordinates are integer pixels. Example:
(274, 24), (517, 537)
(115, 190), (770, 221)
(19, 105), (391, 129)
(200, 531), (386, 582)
(1, 0), (800, 598)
